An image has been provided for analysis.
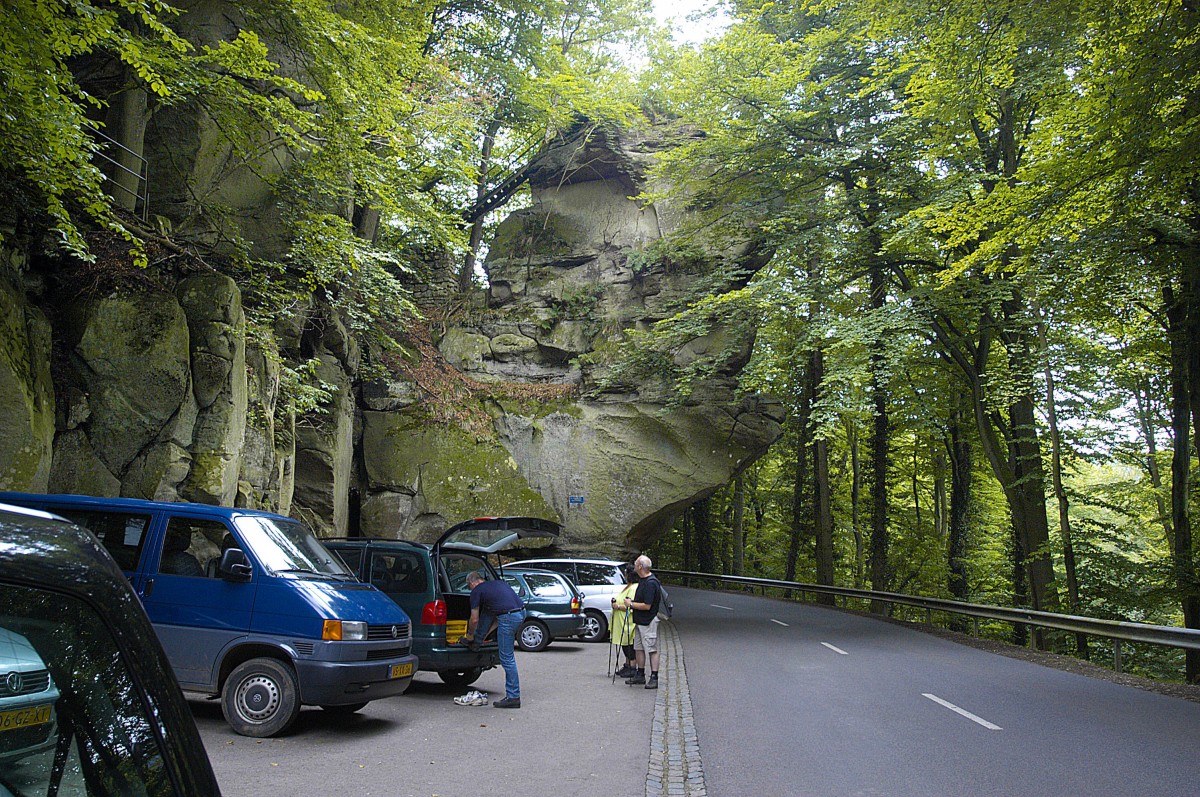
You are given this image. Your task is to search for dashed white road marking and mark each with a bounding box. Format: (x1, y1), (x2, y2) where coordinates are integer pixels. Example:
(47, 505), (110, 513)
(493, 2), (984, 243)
(770, 619), (789, 627)
(821, 642), (849, 655)
(711, 603), (735, 611)
(923, 693), (1002, 730)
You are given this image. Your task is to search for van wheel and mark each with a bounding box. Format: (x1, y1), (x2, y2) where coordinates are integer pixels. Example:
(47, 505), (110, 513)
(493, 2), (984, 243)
(438, 668), (484, 689)
(579, 610), (608, 642)
(222, 658), (301, 737)
(320, 702), (368, 715)
(517, 619), (550, 652)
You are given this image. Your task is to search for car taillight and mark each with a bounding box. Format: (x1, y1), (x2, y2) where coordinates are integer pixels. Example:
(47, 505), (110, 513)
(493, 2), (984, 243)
(571, 598), (581, 614)
(421, 600), (447, 625)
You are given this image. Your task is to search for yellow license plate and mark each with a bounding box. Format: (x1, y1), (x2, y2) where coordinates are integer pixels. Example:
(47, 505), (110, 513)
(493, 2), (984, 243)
(0, 705), (52, 731)
(390, 662), (413, 679)
(445, 620), (468, 644)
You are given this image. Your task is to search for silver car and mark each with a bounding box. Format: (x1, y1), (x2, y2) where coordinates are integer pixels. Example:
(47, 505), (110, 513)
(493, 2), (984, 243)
(0, 628), (60, 765)
(506, 558), (627, 642)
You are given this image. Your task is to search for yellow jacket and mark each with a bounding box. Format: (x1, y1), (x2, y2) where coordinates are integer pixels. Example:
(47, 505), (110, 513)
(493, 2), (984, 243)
(610, 583), (638, 646)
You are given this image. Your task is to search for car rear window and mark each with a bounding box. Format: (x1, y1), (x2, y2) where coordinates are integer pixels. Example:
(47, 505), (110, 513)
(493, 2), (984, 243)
(1, 584), (175, 796)
(440, 553), (490, 594)
(522, 573), (568, 598)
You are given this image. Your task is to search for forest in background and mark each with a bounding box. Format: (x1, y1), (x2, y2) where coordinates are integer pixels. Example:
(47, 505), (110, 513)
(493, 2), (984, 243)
(1, 0), (1197, 682)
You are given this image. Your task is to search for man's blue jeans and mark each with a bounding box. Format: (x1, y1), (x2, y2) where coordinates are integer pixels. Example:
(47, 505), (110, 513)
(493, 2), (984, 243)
(495, 609), (525, 700)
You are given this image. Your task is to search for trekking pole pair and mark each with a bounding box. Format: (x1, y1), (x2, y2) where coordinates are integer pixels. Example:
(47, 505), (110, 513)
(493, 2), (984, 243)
(611, 603), (632, 684)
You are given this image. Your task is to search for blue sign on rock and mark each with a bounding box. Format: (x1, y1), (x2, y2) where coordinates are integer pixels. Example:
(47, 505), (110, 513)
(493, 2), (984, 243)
(568, 496), (585, 506)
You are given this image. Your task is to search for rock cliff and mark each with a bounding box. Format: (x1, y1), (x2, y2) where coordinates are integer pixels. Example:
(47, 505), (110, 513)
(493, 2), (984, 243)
(0, 121), (782, 556)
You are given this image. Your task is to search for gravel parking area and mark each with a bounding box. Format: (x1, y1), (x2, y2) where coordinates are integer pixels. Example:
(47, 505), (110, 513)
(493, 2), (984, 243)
(193, 640), (656, 797)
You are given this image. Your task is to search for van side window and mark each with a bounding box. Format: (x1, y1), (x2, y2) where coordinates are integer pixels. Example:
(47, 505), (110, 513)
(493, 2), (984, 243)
(370, 552), (427, 594)
(55, 509), (150, 571)
(161, 518), (229, 578)
(576, 563), (624, 585)
(333, 546), (363, 573)
(531, 561), (575, 580)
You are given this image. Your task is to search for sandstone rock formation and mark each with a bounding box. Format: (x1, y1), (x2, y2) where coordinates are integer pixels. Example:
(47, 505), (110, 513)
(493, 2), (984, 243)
(0, 120), (783, 556)
(359, 121), (784, 555)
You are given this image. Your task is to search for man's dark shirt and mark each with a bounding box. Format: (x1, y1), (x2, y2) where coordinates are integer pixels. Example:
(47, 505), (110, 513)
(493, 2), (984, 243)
(470, 577), (523, 614)
(632, 575), (661, 625)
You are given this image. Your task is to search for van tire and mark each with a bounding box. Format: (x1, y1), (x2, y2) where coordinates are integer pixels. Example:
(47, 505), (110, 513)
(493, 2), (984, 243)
(222, 658), (301, 737)
(579, 609), (608, 642)
(438, 668), (484, 689)
(517, 619), (551, 652)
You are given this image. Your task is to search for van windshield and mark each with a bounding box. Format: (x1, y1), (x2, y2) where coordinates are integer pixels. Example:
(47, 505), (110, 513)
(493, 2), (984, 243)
(234, 516), (353, 579)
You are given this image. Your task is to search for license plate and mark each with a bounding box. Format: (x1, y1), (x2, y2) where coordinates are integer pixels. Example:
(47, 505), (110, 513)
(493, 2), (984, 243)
(390, 662), (413, 679)
(445, 620), (467, 644)
(0, 705), (52, 731)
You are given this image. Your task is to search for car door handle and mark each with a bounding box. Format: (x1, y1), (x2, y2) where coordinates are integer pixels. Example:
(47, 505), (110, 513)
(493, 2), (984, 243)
(143, 577), (154, 597)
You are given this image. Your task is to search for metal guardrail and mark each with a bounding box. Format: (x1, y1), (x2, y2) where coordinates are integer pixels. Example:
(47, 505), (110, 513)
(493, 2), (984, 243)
(657, 569), (1200, 672)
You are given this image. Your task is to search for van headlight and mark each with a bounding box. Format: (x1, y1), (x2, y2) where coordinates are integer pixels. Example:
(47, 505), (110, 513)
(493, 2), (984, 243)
(322, 620), (368, 641)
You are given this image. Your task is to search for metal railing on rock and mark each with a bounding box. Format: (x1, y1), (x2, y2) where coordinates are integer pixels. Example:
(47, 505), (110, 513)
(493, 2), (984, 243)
(656, 568), (1200, 673)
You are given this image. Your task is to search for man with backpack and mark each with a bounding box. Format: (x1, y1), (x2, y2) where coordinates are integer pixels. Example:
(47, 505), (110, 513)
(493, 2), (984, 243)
(620, 555), (662, 690)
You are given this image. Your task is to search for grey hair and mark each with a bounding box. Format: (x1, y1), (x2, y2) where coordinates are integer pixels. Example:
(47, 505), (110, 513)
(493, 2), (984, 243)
(635, 555), (652, 571)
(466, 570), (484, 584)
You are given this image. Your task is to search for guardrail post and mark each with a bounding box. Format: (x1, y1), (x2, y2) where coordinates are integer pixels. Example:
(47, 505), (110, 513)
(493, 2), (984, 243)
(973, 617), (979, 637)
(1113, 640), (1122, 673)
(925, 608), (932, 626)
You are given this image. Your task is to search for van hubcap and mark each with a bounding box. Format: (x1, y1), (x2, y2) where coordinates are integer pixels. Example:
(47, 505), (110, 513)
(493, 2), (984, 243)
(237, 675), (280, 721)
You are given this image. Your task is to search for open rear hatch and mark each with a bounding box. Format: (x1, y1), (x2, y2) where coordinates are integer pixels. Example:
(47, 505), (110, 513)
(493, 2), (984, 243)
(433, 516), (562, 555)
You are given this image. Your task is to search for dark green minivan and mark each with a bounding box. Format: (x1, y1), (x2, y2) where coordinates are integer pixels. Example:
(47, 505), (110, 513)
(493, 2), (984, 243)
(328, 517), (561, 689)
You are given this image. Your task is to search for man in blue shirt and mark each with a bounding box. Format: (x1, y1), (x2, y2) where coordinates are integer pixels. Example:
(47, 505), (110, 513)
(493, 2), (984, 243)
(464, 570), (526, 708)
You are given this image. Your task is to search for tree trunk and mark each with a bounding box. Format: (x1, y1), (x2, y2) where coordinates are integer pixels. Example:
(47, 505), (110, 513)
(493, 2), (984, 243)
(682, 509), (693, 572)
(1133, 377), (1173, 547)
(848, 421), (864, 589)
(868, 264), (890, 608)
(694, 498), (716, 574)
(1038, 310), (1087, 658)
(458, 119), (501, 291)
(787, 422), (811, 583)
(933, 445), (947, 541)
(732, 475), (746, 577)
(103, 83), (149, 214)
(947, 401), (972, 631)
(812, 349), (835, 600)
(1165, 277), (1200, 682)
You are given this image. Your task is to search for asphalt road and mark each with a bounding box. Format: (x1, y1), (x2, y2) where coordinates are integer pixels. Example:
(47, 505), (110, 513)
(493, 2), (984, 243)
(674, 586), (1200, 797)
(192, 639), (653, 797)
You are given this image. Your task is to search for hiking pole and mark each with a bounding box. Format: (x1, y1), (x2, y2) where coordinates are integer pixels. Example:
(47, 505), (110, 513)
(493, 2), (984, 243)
(607, 623), (614, 677)
(613, 604), (632, 684)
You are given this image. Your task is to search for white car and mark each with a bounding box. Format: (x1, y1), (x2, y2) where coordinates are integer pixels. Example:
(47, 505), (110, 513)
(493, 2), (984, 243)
(505, 558), (627, 642)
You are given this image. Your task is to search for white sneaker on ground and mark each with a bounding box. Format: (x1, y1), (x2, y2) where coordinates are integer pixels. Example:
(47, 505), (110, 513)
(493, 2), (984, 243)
(454, 690), (489, 706)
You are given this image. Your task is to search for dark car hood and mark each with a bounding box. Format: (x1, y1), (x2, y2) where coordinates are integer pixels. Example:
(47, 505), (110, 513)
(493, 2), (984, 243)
(433, 517), (561, 555)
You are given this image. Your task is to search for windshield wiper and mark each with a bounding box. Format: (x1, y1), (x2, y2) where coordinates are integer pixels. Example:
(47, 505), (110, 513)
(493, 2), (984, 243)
(271, 567), (349, 580)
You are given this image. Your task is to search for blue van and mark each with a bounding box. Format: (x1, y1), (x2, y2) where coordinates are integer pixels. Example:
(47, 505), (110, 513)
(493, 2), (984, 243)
(0, 492), (417, 738)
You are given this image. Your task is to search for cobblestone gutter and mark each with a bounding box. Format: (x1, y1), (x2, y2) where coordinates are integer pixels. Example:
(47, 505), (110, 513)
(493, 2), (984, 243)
(646, 621), (707, 797)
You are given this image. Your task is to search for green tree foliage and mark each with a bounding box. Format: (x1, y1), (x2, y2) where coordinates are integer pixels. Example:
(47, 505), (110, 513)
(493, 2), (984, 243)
(642, 0), (1199, 677)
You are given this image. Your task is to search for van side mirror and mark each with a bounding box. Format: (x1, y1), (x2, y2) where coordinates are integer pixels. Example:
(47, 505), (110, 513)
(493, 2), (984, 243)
(218, 548), (252, 582)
